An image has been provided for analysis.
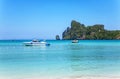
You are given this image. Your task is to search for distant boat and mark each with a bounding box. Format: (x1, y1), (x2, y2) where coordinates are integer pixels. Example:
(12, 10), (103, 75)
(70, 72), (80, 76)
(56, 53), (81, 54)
(23, 39), (50, 46)
(72, 40), (79, 43)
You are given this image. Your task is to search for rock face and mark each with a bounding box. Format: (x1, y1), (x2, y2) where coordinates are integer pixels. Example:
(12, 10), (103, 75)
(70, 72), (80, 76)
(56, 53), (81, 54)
(62, 20), (120, 40)
(56, 35), (60, 40)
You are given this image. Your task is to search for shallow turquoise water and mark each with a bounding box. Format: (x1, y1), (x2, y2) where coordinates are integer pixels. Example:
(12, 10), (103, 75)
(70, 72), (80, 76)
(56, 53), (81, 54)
(0, 40), (120, 78)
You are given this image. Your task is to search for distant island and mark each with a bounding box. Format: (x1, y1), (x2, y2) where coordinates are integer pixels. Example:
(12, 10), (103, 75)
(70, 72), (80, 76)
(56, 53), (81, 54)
(56, 35), (60, 40)
(62, 20), (120, 40)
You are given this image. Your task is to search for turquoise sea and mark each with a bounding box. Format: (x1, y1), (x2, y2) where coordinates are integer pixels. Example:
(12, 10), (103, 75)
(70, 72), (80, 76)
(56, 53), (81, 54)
(0, 40), (120, 78)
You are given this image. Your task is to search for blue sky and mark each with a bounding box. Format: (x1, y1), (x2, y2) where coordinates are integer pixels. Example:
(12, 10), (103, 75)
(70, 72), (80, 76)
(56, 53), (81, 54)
(0, 0), (120, 39)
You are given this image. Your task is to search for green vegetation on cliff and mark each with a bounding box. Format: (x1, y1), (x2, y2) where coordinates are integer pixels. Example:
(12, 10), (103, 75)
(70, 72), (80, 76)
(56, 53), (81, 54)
(62, 20), (120, 40)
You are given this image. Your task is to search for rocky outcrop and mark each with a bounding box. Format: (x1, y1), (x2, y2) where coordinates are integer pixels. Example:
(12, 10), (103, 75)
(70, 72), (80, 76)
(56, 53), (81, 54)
(62, 20), (120, 40)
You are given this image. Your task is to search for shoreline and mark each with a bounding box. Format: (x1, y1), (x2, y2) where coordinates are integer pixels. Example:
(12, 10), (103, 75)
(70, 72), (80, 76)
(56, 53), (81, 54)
(1, 76), (120, 79)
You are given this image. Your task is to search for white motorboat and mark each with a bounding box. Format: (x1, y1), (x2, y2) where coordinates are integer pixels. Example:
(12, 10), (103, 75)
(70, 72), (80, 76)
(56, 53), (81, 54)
(23, 39), (50, 46)
(72, 40), (79, 43)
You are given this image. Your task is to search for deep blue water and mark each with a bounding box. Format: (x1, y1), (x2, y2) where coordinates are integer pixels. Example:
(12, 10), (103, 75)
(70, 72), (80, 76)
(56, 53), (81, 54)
(0, 40), (120, 78)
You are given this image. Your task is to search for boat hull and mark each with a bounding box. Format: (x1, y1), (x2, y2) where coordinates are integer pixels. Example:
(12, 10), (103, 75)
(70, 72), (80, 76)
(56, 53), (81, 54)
(23, 42), (50, 46)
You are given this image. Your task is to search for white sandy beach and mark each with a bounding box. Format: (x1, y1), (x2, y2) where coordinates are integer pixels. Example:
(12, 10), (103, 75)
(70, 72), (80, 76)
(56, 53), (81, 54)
(1, 76), (120, 79)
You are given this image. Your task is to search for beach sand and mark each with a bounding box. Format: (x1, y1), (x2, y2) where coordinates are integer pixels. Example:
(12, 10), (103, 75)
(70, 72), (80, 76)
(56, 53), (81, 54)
(1, 76), (120, 79)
